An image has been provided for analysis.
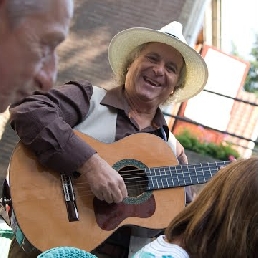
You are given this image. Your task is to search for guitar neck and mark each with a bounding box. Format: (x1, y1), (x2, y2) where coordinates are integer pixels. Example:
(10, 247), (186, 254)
(146, 160), (231, 190)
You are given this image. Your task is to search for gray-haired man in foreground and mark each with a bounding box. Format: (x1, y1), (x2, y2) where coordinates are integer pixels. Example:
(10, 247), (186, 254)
(0, 0), (73, 257)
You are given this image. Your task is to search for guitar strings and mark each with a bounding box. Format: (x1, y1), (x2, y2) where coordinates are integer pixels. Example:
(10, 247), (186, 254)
(64, 161), (228, 178)
(73, 167), (220, 188)
(42, 172), (213, 199)
(72, 165), (222, 179)
(57, 167), (220, 197)
(71, 166), (220, 187)
(36, 166), (223, 198)
(89, 162), (226, 174)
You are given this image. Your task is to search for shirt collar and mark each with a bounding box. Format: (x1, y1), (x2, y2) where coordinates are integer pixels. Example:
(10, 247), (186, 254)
(101, 85), (168, 129)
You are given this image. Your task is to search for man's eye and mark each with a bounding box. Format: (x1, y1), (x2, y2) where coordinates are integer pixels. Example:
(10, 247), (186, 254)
(166, 66), (176, 73)
(147, 56), (158, 62)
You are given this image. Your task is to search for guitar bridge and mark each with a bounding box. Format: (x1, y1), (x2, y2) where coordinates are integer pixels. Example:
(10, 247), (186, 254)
(61, 174), (79, 222)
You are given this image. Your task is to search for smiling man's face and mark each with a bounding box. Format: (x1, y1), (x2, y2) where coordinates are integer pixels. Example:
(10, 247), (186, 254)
(125, 42), (184, 106)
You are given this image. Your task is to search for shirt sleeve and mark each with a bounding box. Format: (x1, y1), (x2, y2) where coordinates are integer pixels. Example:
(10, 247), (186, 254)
(132, 235), (189, 258)
(167, 131), (177, 156)
(9, 80), (97, 176)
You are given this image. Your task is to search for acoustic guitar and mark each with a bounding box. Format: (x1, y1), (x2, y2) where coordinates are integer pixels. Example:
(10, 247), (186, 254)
(9, 131), (229, 252)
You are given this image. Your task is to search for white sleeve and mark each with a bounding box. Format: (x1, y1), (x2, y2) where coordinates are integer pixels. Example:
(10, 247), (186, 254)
(166, 131), (177, 156)
(6, 164), (10, 185)
(132, 235), (189, 258)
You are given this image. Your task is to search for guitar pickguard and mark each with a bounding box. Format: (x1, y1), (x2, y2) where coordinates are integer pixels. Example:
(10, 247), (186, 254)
(93, 195), (156, 230)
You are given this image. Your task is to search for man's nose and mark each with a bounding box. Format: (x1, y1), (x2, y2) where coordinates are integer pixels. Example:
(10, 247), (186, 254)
(35, 53), (58, 91)
(153, 62), (165, 76)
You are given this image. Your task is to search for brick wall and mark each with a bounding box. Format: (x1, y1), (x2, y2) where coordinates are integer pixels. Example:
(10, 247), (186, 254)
(56, 0), (186, 87)
(225, 91), (258, 158)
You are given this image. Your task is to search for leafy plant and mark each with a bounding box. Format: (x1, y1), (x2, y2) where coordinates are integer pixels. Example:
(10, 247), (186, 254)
(244, 34), (258, 93)
(175, 130), (240, 160)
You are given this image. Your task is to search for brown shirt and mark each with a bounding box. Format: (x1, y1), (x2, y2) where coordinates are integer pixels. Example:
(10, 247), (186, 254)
(10, 80), (170, 177)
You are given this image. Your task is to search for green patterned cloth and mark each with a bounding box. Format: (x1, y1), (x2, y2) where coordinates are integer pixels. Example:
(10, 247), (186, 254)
(0, 228), (13, 239)
(0, 215), (13, 240)
(38, 247), (98, 258)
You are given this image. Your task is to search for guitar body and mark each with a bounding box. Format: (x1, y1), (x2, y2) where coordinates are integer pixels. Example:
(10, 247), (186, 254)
(9, 131), (185, 252)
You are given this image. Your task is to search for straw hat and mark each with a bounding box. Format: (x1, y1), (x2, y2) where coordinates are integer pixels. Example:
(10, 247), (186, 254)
(108, 21), (208, 103)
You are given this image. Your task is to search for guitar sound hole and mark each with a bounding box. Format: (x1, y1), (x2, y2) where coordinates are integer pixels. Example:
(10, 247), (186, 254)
(119, 166), (148, 197)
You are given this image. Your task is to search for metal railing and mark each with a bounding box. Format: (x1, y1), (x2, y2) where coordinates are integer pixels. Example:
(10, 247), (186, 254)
(164, 88), (258, 156)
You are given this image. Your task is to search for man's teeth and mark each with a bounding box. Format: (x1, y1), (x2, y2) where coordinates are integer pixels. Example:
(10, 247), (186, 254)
(144, 76), (159, 86)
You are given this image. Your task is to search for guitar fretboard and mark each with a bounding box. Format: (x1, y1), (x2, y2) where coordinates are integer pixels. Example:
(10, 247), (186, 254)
(145, 161), (230, 190)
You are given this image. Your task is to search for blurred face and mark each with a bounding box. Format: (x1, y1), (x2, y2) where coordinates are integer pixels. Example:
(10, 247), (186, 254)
(125, 42), (184, 107)
(0, 0), (73, 112)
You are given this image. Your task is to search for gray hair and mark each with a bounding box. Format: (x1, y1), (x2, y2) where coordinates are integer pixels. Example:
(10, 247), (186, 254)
(115, 43), (148, 86)
(6, 0), (48, 27)
(6, 0), (73, 28)
(116, 42), (186, 104)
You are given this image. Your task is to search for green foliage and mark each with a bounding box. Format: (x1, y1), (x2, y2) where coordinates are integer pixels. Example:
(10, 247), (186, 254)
(230, 42), (241, 58)
(176, 130), (240, 160)
(244, 34), (258, 93)
(245, 65), (258, 93)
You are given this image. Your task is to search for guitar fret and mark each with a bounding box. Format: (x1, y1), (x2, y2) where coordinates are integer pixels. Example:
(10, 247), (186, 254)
(161, 178), (165, 189)
(165, 177), (169, 188)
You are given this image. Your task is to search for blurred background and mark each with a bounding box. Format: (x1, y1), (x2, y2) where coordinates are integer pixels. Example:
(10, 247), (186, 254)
(1, 1), (258, 255)
(1, 0), (258, 191)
